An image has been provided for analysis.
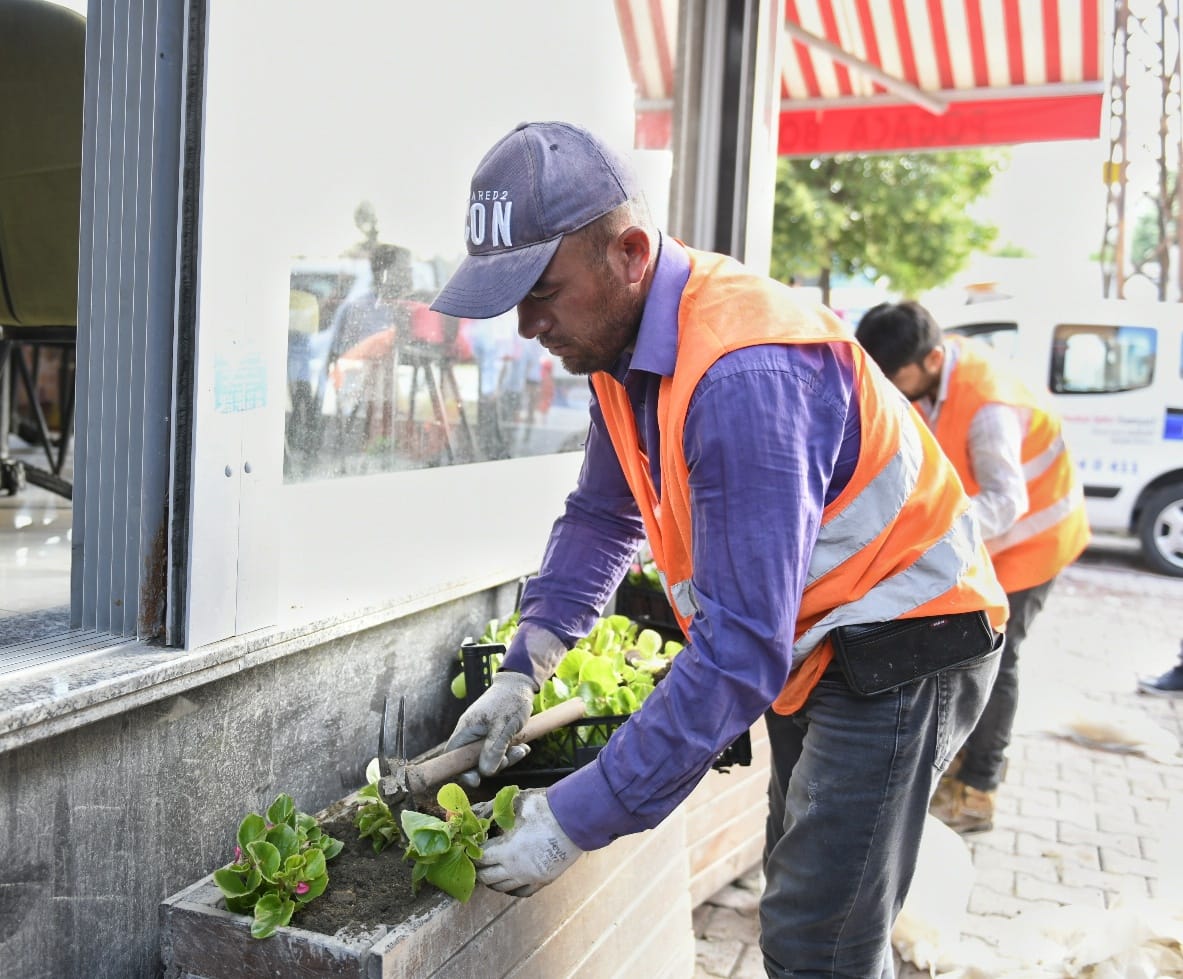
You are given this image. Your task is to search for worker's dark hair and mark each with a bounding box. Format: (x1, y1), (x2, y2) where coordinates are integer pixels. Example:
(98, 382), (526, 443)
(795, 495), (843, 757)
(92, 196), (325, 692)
(854, 301), (944, 376)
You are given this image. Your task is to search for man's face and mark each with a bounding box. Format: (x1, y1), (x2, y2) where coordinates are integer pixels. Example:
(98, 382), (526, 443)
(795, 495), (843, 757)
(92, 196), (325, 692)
(889, 347), (943, 402)
(515, 231), (644, 376)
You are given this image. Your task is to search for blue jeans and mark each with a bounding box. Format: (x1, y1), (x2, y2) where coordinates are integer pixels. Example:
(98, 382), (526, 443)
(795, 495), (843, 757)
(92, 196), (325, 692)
(760, 651), (1000, 977)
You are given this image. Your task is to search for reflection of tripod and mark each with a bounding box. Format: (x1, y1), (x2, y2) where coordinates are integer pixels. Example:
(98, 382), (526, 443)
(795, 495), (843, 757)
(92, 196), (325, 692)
(366, 340), (475, 467)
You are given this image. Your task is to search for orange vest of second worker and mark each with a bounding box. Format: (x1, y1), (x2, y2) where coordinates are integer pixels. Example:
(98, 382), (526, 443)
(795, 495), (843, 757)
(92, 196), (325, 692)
(591, 248), (1008, 716)
(931, 335), (1090, 595)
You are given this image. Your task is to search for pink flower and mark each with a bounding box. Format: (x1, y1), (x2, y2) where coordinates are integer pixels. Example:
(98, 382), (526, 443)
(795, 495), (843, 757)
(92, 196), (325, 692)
(295, 882), (310, 895)
(234, 846), (242, 861)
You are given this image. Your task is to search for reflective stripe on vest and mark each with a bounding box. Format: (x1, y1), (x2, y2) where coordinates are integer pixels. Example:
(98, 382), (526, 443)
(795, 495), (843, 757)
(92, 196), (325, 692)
(988, 482), (1086, 557)
(794, 508), (986, 656)
(1022, 432), (1066, 483)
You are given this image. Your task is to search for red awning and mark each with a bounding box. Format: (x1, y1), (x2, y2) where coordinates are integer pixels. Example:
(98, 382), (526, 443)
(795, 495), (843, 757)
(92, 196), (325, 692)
(615, 0), (1107, 156)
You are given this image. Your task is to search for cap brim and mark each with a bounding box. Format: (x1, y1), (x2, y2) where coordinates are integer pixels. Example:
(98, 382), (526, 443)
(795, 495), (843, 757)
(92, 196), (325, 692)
(429, 238), (562, 319)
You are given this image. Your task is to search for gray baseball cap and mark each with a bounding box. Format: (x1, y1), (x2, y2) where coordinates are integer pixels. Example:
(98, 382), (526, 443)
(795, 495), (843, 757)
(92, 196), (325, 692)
(430, 121), (641, 320)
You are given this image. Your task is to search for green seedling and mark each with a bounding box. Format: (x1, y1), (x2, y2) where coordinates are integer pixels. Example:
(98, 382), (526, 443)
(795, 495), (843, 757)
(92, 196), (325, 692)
(213, 793), (344, 939)
(400, 782), (519, 903)
(354, 757), (404, 854)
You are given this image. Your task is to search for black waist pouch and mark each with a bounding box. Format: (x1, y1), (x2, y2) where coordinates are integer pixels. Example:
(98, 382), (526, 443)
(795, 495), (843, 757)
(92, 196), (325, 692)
(829, 610), (1003, 697)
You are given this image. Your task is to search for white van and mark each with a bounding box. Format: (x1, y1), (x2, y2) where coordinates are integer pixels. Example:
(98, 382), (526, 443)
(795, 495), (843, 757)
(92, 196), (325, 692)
(940, 297), (1183, 577)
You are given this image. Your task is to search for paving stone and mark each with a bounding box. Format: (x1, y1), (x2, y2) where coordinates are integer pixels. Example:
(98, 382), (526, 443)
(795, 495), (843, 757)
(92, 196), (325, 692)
(706, 884), (760, 915)
(692, 902), (715, 937)
(701, 905), (761, 943)
(694, 936), (743, 977)
(731, 943), (767, 979)
(1014, 874), (1107, 908)
(1097, 845), (1162, 879)
(1058, 821), (1143, 858)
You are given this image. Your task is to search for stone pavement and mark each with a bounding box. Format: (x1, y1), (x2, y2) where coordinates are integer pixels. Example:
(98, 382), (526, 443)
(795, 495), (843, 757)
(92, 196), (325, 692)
(692, 539), (1183, 978)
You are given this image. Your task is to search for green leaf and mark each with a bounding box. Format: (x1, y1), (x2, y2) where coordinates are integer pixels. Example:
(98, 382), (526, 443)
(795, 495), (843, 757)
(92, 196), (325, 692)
(251, 893), (295, 939)
(425, 845), (477, 902)
(319, 836), (344, 860)
(214, 866), (259, 898)
(555, 648), (586, 685)
(224, 893), (257, 914)
(266, 794), (295, 828)
(265, 823), (299, 862)
(401, 811), (452, 857)
(450, 672), (467, 699)
(409, 858), (430, 894)
(491, 785), (519, 832)
(635, 628), (663, 657)
(303, 849), (326, 880)
(246, 840), (281, 881)
(436, 783), (470, 817)
(298, 873), (329, 903)
(578, 656), (616, 690)
(237, 812), (267, 850)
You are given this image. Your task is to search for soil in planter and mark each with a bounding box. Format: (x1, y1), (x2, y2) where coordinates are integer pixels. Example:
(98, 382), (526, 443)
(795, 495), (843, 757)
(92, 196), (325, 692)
(291, 802), (448, 938)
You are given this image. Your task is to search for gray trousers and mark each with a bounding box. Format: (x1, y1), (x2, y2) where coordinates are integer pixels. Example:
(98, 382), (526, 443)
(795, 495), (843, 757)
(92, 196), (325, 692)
(957, 577), (1057, 792)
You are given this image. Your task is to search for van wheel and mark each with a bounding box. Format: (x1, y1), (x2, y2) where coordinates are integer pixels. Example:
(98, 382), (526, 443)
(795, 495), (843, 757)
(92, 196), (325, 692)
(1138, 484), (1183, 577)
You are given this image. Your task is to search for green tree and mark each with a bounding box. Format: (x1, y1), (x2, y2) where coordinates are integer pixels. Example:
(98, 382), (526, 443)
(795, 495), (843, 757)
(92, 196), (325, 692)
(770, 151), (1004, 303)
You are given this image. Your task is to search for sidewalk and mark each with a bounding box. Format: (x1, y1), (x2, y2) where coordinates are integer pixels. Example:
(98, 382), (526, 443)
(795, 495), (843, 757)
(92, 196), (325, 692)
(692, 545), (1183, 977)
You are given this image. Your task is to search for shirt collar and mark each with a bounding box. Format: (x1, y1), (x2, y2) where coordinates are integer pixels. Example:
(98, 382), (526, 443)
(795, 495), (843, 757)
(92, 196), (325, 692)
(609, 233), (689, 382)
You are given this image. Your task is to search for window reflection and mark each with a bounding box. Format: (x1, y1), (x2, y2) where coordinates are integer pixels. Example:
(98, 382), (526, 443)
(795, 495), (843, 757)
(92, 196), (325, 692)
(284, 239), (590, 480)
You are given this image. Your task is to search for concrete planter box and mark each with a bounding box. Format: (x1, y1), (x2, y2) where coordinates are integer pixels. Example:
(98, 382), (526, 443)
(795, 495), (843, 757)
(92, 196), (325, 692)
(160, 803), (695, 979)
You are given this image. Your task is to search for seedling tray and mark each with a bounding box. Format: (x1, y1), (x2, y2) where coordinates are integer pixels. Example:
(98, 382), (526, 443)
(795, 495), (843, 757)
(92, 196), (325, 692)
(613, 582), (683, 641)
(459, 640), (751, 785)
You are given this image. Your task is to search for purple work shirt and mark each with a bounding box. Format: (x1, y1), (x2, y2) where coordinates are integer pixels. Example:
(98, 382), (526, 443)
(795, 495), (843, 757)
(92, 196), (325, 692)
(501, 237), (861, 850)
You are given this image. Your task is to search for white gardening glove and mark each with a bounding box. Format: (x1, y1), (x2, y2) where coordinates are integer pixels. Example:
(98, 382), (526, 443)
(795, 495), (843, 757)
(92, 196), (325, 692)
(445, 671), (536, 785)
(474, 788), (583, 897)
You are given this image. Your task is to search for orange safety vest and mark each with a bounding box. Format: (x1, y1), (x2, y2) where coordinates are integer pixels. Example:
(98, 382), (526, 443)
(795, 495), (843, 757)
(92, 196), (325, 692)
(933, 335), (1090, 594)
(592, 249), (1008, 714)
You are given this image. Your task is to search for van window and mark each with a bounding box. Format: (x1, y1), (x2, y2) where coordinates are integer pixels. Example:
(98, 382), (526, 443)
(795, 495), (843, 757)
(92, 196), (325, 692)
(1050, 323), (1156, 394)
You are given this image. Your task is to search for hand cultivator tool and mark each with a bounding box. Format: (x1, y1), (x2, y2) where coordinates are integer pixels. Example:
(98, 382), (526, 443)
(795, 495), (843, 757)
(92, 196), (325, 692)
(377, 694), (586, 814)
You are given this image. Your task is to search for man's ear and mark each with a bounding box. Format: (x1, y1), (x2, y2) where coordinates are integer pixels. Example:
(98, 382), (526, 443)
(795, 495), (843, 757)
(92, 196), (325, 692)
(615, 226), (652, 285)
(924, 345), (945, 374)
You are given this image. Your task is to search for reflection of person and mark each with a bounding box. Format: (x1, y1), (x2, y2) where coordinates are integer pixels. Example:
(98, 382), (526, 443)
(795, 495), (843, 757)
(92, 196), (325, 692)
(329, 243), (414, 362)
(1137, 641), (1183, 696)
(856, 302), (1091, 834)
(429, 121), (1007, 975)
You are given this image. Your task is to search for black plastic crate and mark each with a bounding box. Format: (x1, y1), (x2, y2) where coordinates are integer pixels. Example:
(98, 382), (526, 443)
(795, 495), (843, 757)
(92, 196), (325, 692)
(612, 581), (683, 641)
(458, 639), (752, 785)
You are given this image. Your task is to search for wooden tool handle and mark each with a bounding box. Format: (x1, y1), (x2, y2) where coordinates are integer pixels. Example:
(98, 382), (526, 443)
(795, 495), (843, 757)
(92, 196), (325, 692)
(405, 698), (588, 795)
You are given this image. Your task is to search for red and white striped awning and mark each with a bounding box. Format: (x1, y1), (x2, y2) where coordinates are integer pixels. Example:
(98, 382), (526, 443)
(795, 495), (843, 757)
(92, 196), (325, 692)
(615, 0), (1107, 156)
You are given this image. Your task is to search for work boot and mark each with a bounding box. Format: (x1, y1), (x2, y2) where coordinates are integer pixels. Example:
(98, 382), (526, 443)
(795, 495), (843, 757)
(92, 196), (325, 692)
(928, 777), (995, 834)
(1137, 664), (1183, 697)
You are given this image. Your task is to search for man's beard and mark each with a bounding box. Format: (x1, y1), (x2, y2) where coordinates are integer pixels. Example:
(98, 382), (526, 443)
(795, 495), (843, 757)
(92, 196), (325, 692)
(561, 275), (642, 376)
